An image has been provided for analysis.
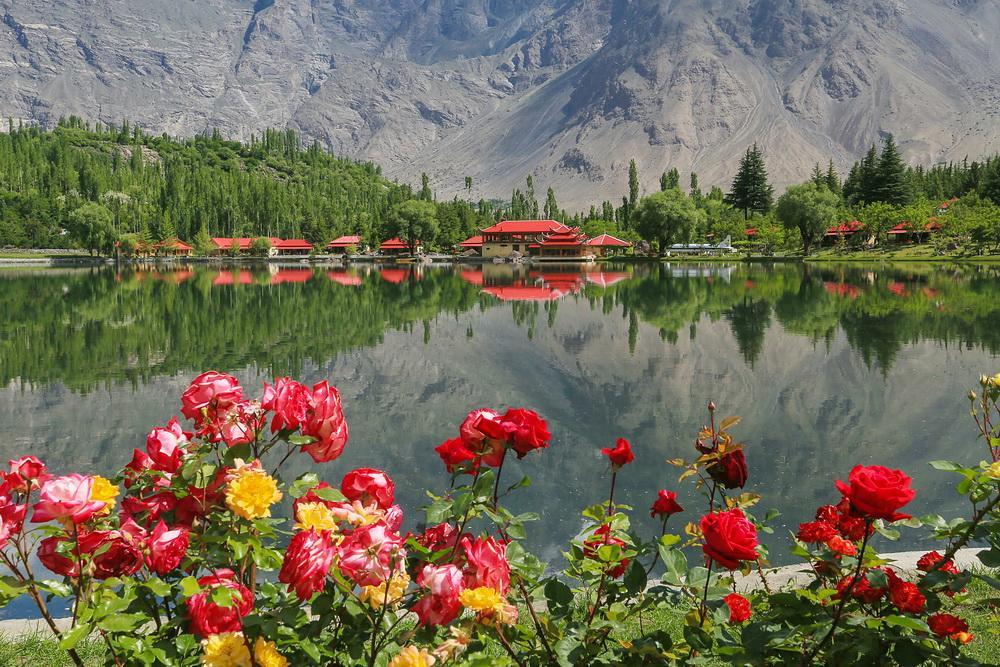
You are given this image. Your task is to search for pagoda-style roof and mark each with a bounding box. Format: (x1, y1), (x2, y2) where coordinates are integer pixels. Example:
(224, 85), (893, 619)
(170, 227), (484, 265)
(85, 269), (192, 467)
(585, 233), (631, 247)
(481, 220), (569, 235)
(540, 227), (587, 247)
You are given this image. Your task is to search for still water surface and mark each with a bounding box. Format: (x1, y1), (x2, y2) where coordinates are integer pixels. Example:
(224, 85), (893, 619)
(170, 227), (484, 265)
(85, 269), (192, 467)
(0, 261), (998, 616)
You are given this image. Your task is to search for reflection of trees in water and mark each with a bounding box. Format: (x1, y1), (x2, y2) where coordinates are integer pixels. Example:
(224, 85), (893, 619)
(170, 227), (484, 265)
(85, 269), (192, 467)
(2, 262), (999, 391)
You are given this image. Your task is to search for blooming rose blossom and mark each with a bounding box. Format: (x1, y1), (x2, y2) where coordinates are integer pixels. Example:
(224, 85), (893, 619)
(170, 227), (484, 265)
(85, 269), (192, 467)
(418, 564), (465, 598)
(5, 456), (49, 492)
(700, 508), (759, 570)
(928, 613), (973, 642)
(834, 465), (916, 521)
(278, 529), (337, 601)
(500, 408), (551, 459)
(650, 490), (684, 518)
(261, 377), (311, 432)
(388, 646), (437, 667)
(434, 437), (477, 474)
(411, 565), (465, 626)
(122, 491), (179, 526)
(835, 571), (888, 604)
(78, 530), (144, 580)
(416, 523), (461, 553)
(825, 535), (857, 556)
(797, 521), (838, 543)
(888, 575), (926, 614)
(583, 524), (631, 578)
(341, 468), (395, 510)
(37, 535), (79, 577)
(413, 592), (463, 627)
(601, 438), (635, 468)
(458, 409), (506, 467)
(460, 535), (510, 594)
(708, 449), (748, 489)
(186, 569), (253, 637)
(147, 520), (190, 574)
(180, 371), (243, 426)
(32, 474), (107, 524)
(723, 593), (751, 623)
(338, 522), (407, 587)
(225, 464), (282, 520)
(0, 498), (26, 548)
(124, 449), (154, 488)
(916, 551), (959, 575)
(145, 418), (189, 473)
(301, 382), (349, 463)
(213, 401), (266, 446)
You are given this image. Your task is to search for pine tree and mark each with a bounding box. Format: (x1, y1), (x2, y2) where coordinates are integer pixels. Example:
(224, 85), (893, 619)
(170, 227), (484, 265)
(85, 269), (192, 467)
(726, 144), (774, 219)
(660, 168), (680, 191)
(825, 160), (841, 195)
(875, 134), (910, 206)
(419, 173), (433, 201)
(810, 163), (825, 188)
(858, 145), (880, 205)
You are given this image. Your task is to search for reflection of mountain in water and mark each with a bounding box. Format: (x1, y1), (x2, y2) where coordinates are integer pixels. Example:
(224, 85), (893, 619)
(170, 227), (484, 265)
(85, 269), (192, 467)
(2, 262), (1000, 392)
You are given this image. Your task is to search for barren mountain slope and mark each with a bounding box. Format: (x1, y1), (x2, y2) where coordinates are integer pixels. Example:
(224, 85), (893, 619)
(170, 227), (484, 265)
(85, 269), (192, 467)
(1, 0), (996, 206)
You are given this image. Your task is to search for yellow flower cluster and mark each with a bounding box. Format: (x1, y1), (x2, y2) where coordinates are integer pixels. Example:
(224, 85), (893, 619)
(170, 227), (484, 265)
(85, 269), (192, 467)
(225, 467), (282, 520)
(90, 476), (119, 514)
(359, 572), (410, 609)
(458, 586), (504, 612)
(387, 646), (437, 667)
(200, 633), (287, 667)
(294, 502), (338, 532)
(985, 461), (1000, 480)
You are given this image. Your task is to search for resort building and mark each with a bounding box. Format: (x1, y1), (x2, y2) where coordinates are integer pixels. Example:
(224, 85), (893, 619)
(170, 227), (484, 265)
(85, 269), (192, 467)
(379, 238), (421, 255)
(272, 239), (313, 256)
(536, 228), (592, 260)
(328, 235), (362, 253)
(887, 220), (943, 244)
(480, 220), (569, 258)
(156, 239), (194, 257)
(458, 235), (484, 255)
(823, 220), (865, 246)
(585, 233), (632, 257)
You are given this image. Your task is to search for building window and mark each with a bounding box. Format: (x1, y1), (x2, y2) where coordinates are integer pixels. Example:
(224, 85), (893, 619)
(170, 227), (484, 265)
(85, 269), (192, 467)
(513, 244), (520, 251)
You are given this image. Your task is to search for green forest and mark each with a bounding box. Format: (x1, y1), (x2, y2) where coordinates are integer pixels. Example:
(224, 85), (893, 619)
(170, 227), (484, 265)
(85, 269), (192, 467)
(1, 118), (998, 255)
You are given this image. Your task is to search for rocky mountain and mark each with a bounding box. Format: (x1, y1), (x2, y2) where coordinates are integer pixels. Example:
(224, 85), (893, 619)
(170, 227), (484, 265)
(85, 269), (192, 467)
(1, 0), (998, 206)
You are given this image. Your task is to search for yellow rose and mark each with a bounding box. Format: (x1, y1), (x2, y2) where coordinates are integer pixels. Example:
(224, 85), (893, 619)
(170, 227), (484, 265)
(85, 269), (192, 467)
(225, 467), (282, 521)
(294, 502), (338, 533)
(458, 586), (504, 613)
(201, 633), (250, 667)
(253, 637), (288, 667)
(984, 461), (1000, 480)
(387, 646), (436, 667)
(90, 476), (119, 514)
(359, 572), (410, 608)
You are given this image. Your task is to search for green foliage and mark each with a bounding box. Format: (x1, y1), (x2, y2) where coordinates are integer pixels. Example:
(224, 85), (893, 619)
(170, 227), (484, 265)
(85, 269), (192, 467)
(775, 182), (841, 253)
(249, 236), (272, 257)
(726, 143), (774, 219)
(633, 189), (705, 251)
(386, 200), (439, 253)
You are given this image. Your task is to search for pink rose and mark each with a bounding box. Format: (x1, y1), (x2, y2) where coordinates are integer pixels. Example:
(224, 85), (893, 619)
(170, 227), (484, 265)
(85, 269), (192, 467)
(180, 371), (243, 425)
(459, 409), (506, 467)
(31, 475), (106, 524)
(337, 522), (406, 587)
(211, 401), (265, 446)
(417, 563), (464, 598)
(146, 417), (188, 473)
(185, 569), (253, 637)
(341, 468), (395, 509)
(262, 377), (311, 432)
(460, 535), (510, 594)
(0, 499), (26, 548)
(301, 382), (349, 463)
(147, 520), (190, 575)
(5, 456), (49, 492)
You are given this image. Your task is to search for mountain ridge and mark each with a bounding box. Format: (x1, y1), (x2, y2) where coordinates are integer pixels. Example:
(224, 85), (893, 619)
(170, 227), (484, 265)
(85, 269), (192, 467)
(1, 0), (997, 207)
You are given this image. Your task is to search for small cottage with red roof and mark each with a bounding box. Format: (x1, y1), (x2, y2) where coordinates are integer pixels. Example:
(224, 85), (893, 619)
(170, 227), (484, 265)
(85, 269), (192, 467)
(585, 233), (632, 257)
(823, 220), (865, 246)
(379, 238), (420, 255)
(328, 235), (362, 253)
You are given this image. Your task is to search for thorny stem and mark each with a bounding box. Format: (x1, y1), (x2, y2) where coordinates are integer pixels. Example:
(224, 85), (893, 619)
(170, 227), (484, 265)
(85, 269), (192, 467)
(698, 559), (714, 627)
(644, 518), (668, 577)
(495, 625), (527, 667)
(367, 579), (393, 667)
(799, 519), (874, 666)
(448, 467), (483, 562)
(586, 469), (618, 629)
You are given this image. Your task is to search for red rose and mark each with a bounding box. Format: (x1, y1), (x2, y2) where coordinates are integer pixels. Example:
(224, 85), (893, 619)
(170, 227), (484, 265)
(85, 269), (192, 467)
(211, 400), (265, 446)
(700, 508), (759, 570)
(415, 522), (461, 553)
(147, 520), (190, 575)
(37, 536), (79, 577)
(650, 490), (683, 518)
(262, 377), (311, 432)
(338, 522), (407, 587)
(825, 535), (857, 557)
(460, 535), (510, 594)
(122, 491), (178, 526)
(78, 530), (144, 580)
(435, 437), (478, 474)
(888, 577), (926, 614)
(413, 592), (463, 626)
(815, 505), (839, 524)
(124, 449), (154, 488)
(723, 593), (751, 623)
(341, 468), (395, 510)
(601, 438), (635, 469)
(796, 521), (838, 543)
(0, 499), (26, 547)
(180, 371), (243, 426)
(834, 465), (915, 521)
(583, 524), (631, 578)
(500, 408), (551, 458)
(917, 551), (959, 575)
(186, 569), (253, 637)
(301, 382), (349, 463)
(279, 528), (337, 601)
(834, 570), (888, 604)
(459, 409), (506, 467)
(708, 449), (748, 489)
(5, 456), (49, 492)
(145, 417), (188, 474)
(928, 613), (972, 642)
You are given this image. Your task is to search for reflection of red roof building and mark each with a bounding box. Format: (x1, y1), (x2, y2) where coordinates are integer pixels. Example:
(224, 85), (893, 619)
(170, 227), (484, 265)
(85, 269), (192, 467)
(328, 235), (362, 250)
(459, 270), (484, 286)
(213, 270), (254, 286)
(459, 235), (483, 248)
(887, 281), (909, 297)
(327, 270), (363, 286)
(162, 270), (194, 284)
(270, 269), (313, 284)
(379, 268), (410, 284)
(823, 281), (861, 299)
(482, 286), (563, 301)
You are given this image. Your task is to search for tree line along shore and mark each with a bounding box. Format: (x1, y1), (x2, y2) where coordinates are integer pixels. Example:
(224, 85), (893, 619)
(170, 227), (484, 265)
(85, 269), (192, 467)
(1, 117), (998, 259)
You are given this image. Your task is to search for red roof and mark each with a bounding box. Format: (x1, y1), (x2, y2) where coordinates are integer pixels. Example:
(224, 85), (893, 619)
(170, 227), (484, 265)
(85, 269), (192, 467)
(482, 286), (563, 302)
(540, 228), (587, 247)
(938, 197), (958, 209)
(380, 238), (420, 250)
(327, 271), (363, 286)
(211, 237), (254, 250)
(459, 235), (484, 248)
(481, 220), (569, 235)
(824, 220), (864, 236)
(270, 269), (313, 284)
(274, 238), (313, 251)
(586, 233), (632, 247)
(745, 228), (758, 237)
(328, 235), (362, 248)
(887, 222), (912, 234)
(157, 239), (193, 251)
(925, 220), (942, 231)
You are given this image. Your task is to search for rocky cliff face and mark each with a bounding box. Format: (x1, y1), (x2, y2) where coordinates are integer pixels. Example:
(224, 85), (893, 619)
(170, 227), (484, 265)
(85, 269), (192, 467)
(1, 0), (997, 206)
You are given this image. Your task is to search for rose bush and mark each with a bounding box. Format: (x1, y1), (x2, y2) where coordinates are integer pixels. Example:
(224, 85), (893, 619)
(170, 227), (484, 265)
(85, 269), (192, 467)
(0, 371), (997, 666)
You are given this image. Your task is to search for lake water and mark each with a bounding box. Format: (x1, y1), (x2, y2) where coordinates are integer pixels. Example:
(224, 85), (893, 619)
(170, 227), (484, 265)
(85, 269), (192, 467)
(1, 261), (998, 617)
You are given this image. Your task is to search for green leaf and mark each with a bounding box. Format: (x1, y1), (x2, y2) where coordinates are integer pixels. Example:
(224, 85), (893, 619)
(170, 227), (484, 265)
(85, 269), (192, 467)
(977, 548), (1000, 567)
(211, 585), (238, 608)
(883, 615), (930, 632)
(98, 613), (146, 632)
(222, 442), (252, 467)
(59, 623), (92, 650)
(288, 435), (316, 446)
(143, 578), (171, 597)
(179, 576), (201, 598)
(660, 547), (688, 585)
(312, 486), (347, 503)
(37, 580), (73, 597)
(624, 560), (647, 595)
(288, 473), (321, 499)
(929, 460), (963, 472)
(543, 579), (573, 612)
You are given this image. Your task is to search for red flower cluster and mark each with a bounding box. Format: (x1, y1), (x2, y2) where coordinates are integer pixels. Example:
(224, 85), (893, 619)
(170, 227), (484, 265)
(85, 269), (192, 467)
(700, 508), (759, 570)
(723, 593), (751, 623)
(435, 407), (551, 474)
(835, 568), (925, 614)
(185, 568), (254, 637)
(928, 613), (973, 643)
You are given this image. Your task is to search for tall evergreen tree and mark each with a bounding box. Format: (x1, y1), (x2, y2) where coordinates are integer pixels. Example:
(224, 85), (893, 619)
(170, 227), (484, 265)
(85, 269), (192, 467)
(726, 144), (774, 219)
(875, 134), (910, 205)
(858, 145), (880, 205)
(810, 163), (826, 188)
(628, 160), (640, 209)
(689, 172), (702, 202)
(825, 160), (841, 195)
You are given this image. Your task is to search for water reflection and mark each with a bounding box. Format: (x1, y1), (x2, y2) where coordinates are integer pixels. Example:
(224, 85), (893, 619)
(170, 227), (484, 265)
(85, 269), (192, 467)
(0, 261), (998, 612)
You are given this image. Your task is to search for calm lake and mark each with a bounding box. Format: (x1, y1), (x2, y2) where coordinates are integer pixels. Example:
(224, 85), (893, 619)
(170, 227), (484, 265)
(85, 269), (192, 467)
(1, 260), (998, 617)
